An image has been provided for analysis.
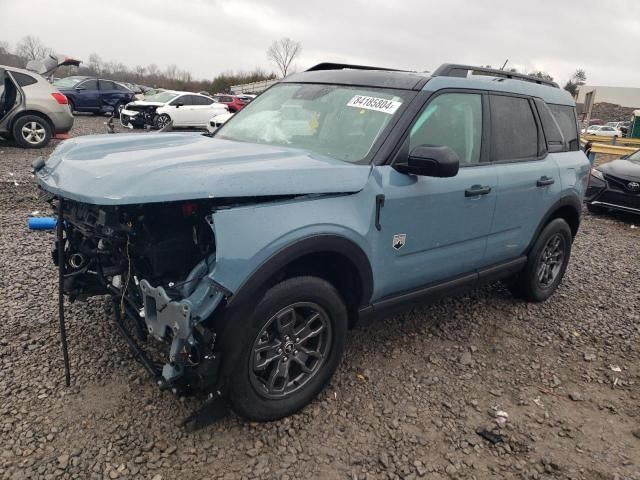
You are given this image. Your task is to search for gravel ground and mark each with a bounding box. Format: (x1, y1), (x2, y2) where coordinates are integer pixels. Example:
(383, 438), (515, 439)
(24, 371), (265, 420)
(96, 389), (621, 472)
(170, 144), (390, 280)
(1, 117), (639, 480)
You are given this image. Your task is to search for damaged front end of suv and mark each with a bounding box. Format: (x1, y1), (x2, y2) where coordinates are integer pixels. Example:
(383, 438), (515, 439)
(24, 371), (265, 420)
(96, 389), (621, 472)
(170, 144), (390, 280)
(47, 194), (228, 394)
(33, 97), (379, 425)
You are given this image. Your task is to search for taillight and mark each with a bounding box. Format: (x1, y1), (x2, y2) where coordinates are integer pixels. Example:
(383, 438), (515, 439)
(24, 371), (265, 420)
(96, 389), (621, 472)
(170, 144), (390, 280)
(51, 92), (68, 105)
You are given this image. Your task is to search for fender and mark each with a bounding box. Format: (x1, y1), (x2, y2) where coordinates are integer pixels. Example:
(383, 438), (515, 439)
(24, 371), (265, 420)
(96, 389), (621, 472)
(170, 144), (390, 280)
(226, 233), (374, 308)
(526, 194), (582, 253)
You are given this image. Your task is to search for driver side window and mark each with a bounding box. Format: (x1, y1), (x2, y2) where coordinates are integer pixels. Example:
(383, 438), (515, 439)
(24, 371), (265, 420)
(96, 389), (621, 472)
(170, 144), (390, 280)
(170, 96), (186, 106)
(409, 93), (482, 165)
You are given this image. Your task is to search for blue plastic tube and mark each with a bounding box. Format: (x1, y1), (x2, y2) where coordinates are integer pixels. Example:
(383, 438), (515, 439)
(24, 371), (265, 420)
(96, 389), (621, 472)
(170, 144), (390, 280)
(28, 217), (57, 230)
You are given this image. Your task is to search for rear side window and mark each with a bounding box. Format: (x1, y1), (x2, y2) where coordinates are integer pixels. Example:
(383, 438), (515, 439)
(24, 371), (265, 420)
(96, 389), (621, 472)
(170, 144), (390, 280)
(11, 72), (37, 87)
(548, 104), (579, 151)
(99, 80), (116, 90)
(79, 79), (98, 90)
(533, 99), (564, 152)
(409, 92), (483, 165)
(192, 95), (214, 105)
(490, 95), (538, 161)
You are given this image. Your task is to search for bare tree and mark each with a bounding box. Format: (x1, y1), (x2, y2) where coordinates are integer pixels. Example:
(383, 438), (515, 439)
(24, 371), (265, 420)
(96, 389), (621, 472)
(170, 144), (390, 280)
(563, 69), (587, 98)
(16, 35), (50, 61)
(528, 71), (554, 82)
(88, 53), (103, 75)
(267, 38), (302, 78)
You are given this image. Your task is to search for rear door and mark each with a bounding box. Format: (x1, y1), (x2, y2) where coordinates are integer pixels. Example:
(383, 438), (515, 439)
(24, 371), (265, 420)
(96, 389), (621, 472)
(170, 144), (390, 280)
(484, 94), (561, 264)
(75, 79), (100, 110)
(0, 68), (6, 126)
(98, 80), (124, 113)
(190, 95), (218, 125)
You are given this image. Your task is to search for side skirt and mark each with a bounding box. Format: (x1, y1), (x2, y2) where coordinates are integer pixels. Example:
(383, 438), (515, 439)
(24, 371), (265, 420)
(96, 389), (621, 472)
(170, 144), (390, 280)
(357, 256), (526, 322)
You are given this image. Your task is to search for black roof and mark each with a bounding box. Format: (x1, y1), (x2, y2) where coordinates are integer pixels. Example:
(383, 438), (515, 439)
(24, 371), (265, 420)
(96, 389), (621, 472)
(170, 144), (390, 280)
(282, 62), (560, 91)
(282, 64), (430, 91)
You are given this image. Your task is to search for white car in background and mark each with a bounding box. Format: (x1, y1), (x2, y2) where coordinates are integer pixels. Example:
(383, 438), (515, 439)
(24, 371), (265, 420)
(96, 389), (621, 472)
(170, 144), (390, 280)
(120, 90), (227, 129)
(584, 125), (622, 137)
(207, 111), (234, 133)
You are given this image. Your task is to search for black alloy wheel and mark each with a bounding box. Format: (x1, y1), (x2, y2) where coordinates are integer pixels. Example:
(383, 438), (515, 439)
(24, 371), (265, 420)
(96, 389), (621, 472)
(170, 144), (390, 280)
(249, 302), (332, 399)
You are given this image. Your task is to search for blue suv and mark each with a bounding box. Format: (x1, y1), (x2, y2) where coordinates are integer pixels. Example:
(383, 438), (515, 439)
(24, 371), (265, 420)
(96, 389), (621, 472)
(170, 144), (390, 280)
(53, 76), (135, 116)
(35, 63), (589, 423)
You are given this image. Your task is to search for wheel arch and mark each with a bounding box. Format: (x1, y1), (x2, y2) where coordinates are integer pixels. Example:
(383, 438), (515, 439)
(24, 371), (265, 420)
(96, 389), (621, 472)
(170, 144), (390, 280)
(226, 234), (374, 326)
(10, 109), (54, 133)
(527, 196), (581, 253)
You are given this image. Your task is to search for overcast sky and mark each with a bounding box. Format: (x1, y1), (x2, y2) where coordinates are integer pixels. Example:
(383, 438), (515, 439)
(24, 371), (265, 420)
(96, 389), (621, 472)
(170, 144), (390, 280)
(1, 0), (639, 86)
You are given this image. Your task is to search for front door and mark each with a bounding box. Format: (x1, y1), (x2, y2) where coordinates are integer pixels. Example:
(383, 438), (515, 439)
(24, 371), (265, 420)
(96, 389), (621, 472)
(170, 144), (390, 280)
(75, 79), (100, 111)
(371, 91), (498, 299)
(168, 95), (191, 126)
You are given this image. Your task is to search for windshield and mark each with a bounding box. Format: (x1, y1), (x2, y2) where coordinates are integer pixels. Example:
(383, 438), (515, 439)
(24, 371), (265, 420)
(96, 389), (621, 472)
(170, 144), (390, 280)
(217, 83), (410, 163)
(628, 150), (640, 162)
(53, 76), (86, 88)
(144, 91), (179, 103)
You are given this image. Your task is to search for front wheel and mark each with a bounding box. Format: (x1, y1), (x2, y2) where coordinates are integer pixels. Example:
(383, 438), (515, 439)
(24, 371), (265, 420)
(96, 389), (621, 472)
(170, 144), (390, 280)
(510, 218), (572, 302)
(154, 113), (171, 129)
(228, 276), (348, 421)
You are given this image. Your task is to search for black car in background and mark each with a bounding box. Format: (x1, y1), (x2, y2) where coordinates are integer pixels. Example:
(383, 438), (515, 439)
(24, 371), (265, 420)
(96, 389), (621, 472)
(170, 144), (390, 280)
(586, 149), (640, 215)
(53, 76), (135, 116)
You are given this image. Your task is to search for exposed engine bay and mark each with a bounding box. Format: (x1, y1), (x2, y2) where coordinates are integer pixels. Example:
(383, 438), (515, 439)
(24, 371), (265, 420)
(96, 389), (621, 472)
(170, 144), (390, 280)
(119, 104), (161, 129)
(50, 195), (233, 395)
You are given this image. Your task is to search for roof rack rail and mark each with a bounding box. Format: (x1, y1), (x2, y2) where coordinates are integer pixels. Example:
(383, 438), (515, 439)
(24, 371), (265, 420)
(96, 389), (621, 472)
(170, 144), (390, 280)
(306, 62), (406, 73)
(432, 64), (559, 88)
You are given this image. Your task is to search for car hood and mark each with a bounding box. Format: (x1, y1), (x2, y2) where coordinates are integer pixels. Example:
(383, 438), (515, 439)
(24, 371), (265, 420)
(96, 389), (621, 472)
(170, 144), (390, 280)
(35, 133), (372, 205)
(598, 158), (640, 181)
(125, 100), (165, 108)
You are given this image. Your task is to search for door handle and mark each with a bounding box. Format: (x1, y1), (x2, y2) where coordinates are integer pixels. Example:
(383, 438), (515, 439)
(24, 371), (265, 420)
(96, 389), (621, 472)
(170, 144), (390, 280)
(465, 185), (492, 197)
(536, 176), (555, 187)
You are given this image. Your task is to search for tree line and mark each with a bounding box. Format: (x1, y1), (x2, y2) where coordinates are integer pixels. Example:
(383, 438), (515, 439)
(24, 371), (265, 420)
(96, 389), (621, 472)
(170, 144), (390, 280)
(2, 36), (586, 97)
(0, 35), (276, 93)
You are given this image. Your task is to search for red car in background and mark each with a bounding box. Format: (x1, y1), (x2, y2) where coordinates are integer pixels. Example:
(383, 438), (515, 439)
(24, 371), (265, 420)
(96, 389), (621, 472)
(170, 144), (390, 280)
(212, 94), (247, 113)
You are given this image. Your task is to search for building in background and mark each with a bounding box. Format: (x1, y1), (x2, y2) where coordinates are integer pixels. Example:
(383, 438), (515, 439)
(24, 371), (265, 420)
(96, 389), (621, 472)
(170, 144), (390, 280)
(576, 85), (640, 124)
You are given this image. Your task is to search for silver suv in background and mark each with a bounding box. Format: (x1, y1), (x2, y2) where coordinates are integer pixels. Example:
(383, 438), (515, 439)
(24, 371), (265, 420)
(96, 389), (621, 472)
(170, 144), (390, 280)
(0, 56), (77, 148)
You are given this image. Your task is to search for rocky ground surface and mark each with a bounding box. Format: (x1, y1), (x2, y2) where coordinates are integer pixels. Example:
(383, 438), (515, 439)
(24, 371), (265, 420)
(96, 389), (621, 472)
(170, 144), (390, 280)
(1, 117), (639, 480)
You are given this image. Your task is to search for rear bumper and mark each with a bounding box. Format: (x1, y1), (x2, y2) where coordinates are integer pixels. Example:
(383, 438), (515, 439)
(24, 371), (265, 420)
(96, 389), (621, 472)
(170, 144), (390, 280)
(49, 109), (74, 134)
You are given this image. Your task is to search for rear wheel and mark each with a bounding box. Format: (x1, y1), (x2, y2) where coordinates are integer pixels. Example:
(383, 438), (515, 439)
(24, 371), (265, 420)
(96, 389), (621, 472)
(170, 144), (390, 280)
(68, 99), (75, 114)
(12, 115), (51, 148)
(228, 276), (348, 421)
(510, 218), (572, 302)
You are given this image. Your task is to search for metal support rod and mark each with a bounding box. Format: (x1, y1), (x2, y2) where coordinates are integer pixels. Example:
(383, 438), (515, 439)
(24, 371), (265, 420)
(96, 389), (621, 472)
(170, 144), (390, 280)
(111, 298), (160, 380)
(56, 197), (71, 387)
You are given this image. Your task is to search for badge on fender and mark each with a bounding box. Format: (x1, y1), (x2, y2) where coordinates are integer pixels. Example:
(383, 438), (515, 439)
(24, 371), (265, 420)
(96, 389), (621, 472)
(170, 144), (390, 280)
(393, 234), (406, 250)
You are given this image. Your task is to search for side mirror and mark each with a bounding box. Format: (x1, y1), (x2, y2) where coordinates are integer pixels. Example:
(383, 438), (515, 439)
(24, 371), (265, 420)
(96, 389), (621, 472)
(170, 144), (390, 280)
(174, 102), (184, 108)
(394, 145), (460, 177)
(74, 86), (86, 91)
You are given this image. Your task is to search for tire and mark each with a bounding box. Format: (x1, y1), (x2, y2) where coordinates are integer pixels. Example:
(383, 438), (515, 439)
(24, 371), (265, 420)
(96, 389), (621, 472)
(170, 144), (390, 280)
(68, 99), (75, 114)
(12, 115), (52, 149)
(511, 218), (572, 302)
(228, 276), (348, 421)
(154, 113), (171, 129)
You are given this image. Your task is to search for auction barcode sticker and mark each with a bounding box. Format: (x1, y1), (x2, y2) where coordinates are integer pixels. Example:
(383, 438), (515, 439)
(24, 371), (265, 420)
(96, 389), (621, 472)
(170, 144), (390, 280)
(346, 95), (402, 114)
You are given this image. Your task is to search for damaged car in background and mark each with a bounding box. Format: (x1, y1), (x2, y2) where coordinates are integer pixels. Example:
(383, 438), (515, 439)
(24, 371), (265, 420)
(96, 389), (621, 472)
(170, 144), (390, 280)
(35, 62), (588, 426)
(120, 90), (227, 129)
